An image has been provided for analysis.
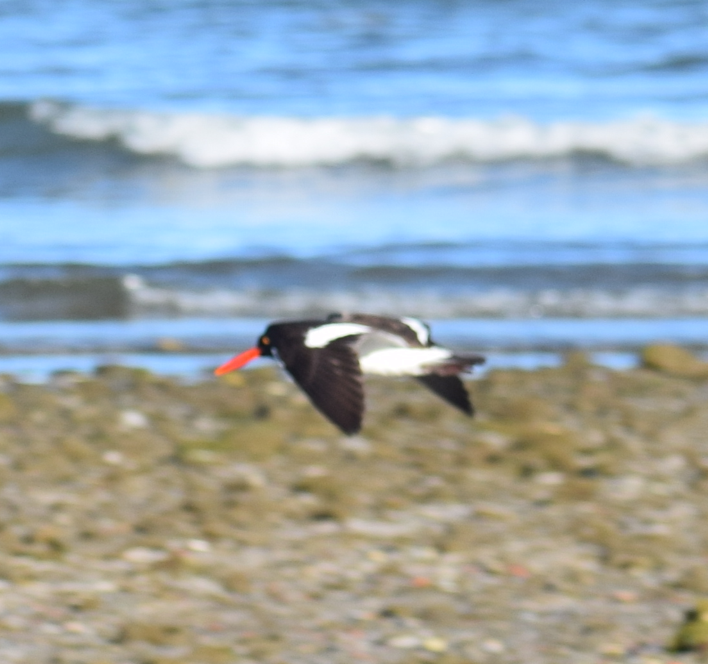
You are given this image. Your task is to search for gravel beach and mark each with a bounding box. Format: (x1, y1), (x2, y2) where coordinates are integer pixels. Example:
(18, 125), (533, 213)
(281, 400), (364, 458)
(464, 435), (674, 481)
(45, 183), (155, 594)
(1, 346), (708, 663)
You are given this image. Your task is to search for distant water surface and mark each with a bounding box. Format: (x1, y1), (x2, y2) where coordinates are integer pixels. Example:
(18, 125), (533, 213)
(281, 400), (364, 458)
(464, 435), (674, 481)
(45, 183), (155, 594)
(1, 0), (708, 367)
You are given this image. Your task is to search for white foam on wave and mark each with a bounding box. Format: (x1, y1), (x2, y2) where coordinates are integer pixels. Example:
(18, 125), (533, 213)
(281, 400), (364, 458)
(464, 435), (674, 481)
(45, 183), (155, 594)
(31, 100), (708, 168)
(124, 278), (708, 319)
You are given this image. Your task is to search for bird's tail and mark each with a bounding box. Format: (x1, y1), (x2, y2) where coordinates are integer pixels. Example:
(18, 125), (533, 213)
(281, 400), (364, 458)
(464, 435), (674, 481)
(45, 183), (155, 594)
(455, 353), (486, 370)
(435, 353), (485, 376)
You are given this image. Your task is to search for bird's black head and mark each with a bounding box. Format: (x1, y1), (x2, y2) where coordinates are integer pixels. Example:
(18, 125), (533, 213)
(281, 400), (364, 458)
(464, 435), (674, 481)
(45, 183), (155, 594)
(257, 332), (274, 357)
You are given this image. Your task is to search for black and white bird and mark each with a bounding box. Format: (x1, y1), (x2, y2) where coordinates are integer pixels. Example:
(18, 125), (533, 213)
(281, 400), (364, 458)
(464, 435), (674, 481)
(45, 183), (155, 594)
(214, 313), (485, 435)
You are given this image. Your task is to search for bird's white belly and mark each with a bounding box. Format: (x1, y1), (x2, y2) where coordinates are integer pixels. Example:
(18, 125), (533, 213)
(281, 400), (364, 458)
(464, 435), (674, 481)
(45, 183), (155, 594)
(359, 347), (451, 376)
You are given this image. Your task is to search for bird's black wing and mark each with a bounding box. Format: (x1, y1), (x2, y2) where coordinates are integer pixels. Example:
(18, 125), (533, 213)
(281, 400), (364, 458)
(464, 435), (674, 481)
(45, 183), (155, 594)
(274, 337), (364, 435)
(416, 374), (473, 415)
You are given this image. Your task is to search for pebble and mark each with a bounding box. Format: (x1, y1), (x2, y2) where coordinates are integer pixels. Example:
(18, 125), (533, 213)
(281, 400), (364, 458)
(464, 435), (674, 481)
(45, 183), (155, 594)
(366, 549), (387, 563)
(122, 547), (170, 564)
(612, 590), (638, 603)
(155, 337), (185, 352)
(535, 471), (565, 485)
(422, 637), (448, 653)
(102, 450), (124, 465)
(63, 621), (89, 633)
(119, 409), (149, 429)
(481, 639), (506, 653)
(598, 643), (626, 656)
(339, 436), (372, 456)
(0, 360), (705, 664)
(186, 539), (212, 553)
(388, 635), (421, 649)
(346, 518), (419, 537)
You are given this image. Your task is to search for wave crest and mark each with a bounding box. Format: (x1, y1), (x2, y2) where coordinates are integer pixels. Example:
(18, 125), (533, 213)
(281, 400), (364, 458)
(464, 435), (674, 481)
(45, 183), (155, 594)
(5, 272), (708, 321)
(30, 100), (708, 169)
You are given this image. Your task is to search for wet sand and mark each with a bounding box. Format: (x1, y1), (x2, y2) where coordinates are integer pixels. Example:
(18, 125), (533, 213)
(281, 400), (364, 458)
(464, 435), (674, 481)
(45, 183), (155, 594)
(0, 346), (708, 663)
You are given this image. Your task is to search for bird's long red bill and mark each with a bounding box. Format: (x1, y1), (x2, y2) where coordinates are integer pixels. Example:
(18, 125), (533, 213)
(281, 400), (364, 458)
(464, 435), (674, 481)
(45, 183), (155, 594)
(214, 347), (261, 375)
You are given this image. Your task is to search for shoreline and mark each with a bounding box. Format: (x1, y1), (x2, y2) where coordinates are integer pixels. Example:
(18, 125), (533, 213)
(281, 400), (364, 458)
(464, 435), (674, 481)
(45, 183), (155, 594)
(0, 348), (707, 661)
(0, 349), (640, 384)
(3, 316), (708, 352)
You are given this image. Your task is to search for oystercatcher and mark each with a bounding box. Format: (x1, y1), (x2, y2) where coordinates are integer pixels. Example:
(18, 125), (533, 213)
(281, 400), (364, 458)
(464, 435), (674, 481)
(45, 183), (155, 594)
(214, 313), (485, 435)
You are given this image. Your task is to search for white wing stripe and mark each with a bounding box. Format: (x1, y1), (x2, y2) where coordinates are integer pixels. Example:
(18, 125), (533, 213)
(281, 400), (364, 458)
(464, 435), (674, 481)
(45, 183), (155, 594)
(304, 323), (371, 348)
(401, 317), (430, 345)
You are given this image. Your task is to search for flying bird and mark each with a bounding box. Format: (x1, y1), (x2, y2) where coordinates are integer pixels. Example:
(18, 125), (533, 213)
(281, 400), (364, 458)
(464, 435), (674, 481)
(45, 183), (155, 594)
(214, 313), (485, 435)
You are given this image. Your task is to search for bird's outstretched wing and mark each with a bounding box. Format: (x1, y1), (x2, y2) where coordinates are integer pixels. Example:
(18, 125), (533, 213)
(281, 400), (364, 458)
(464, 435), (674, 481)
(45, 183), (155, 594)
(275, 336), (364, 435)
(416, 374), (473, 415)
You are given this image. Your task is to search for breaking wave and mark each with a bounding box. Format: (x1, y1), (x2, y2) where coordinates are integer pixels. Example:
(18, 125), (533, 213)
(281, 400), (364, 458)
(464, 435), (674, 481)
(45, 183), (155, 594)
(29, 99), (708, 169)
(5, 270), (708, 322)
(122, 281), (708, 320)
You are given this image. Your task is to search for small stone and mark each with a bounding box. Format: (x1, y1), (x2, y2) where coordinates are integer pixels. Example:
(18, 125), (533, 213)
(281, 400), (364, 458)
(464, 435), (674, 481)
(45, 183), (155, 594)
(535, 471), (565, 485)
(219, 371), (245, 386)
(122, 547), (169, 564)
(612, 590), (638, 603)
(185, 449), (219, 464)
(40, 623), (62, 634)
(475, 430), (512, 449)
(481, 639), (505, 653)
(388, 635), (421, 649)
(409, 546), (438, 560)
(219, 570), (252, 593)
(367, 549), (387, 563)
(186, 539), (211, 553)
(641, 344), (708, 378)
(598, 643), (626, 656)
(422, 637), (448, 653)
(669, 599), (708, 652)
(265, 381), (288, 396)
(507, 564), (531, 578)
(155, 337), (185, 352)
(119, 410), (149, 430)
(302, 465), (328, 478)
(605, 475), (644, 500)
(410, 576), (433, 588)
(102, 450), (124, 465)
(339, 436), (372, 456)
(563, 350), (593, 370)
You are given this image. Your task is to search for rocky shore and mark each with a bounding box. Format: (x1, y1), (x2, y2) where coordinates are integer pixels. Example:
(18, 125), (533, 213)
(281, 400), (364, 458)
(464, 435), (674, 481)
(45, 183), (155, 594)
(1, 345), (708, 663)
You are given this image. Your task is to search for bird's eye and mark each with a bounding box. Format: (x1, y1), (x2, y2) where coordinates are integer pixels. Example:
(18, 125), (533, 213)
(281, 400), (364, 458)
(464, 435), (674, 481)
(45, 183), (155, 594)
(261, 336), (270, 345)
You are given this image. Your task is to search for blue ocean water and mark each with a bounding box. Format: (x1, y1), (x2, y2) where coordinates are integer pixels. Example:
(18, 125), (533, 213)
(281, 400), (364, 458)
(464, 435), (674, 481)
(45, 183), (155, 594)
(2, 0), (708, 367)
